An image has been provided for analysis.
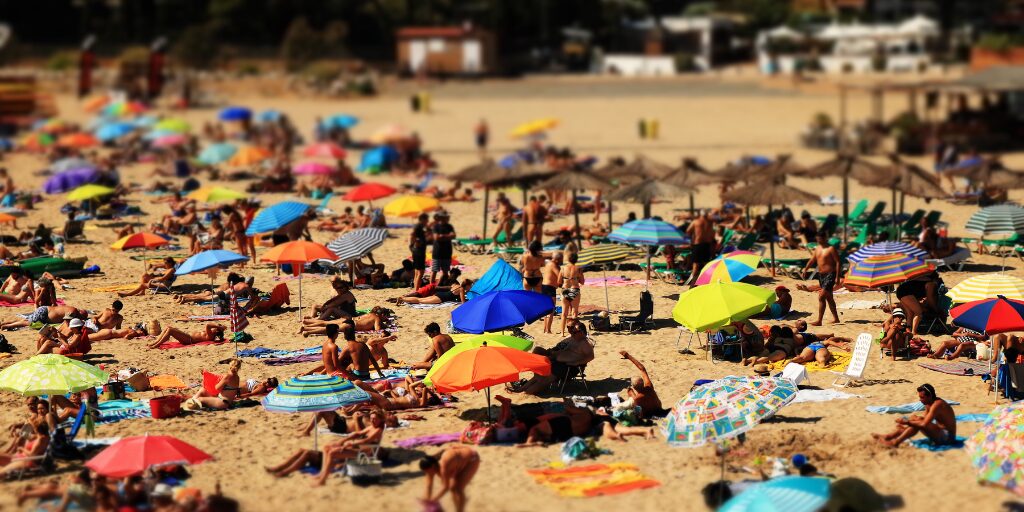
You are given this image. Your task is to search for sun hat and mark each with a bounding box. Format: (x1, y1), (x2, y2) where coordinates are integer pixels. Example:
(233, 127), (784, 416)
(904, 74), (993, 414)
(69, 319), (84, 328)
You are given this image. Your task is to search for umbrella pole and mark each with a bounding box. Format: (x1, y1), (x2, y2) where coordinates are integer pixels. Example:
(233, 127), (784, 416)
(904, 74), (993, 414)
(643, 201), (650, 220)
(689, 193), (695, 217)
(573, 189), (582, 245)
(842, 171), (850, 245)
(485, 387), (492, 423)
(482, 187), (489, 239)
(297, 272), (303, 323)
(603, 267), (611, 314)
(645, 251), (652, 284)
(607, 200), (613, 229)
(891, 188), (897, 235)
(313, 413), (318, 451)
(768, 203), (776, 277)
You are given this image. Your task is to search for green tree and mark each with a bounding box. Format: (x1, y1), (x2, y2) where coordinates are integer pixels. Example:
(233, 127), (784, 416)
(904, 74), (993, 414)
(172, 23), (221, 70)
(280, 17), (326, 71)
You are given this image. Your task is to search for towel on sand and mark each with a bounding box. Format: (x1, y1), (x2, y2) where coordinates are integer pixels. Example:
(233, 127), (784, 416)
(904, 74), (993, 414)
(866, 400), (961, 414)
(838, 299), (886, 310)
(767, 351), (852, 373)
(527, 463), (661, 498)
(791, 389), (862, 404)
(90, 284), (138, 292)
(405, 302), (459, 310)
(395, 432), (461, 449)
(909, 436), (966, 452)
(956, 413), (989, 423)
(0, 299), (64, 308)
(95, 400), (152, 424)
(917, 359), (990, 376)
(181, 315), (231, 322)
(156, 340), (229, 350)
(148, 374), (187, 390)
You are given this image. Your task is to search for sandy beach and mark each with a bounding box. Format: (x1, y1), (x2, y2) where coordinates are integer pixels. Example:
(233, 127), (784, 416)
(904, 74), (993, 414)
(1, 73), (1022, 512)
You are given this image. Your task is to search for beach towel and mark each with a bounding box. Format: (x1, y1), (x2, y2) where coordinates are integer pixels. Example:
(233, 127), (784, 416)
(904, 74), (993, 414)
(90, 284), (138, 293)
(527, 463), (661, 498)
(766, 351), (852, 373)
(582, 277), (647, 288)
(909, 436), (966, 452)
(838, 299), (886, 310)
(156, 339), (229, 350)
(395, 432), (462, 449)
(95, 399), (152, 424)
(791, 389), (862, 404)
(467, 259), (522, 299)
(130, 254), (186, 261)
(405, 302), (459, 310)
(263, 354), (322, 366)
(181, 315), (231, 322)
(956, 413), (989, 423)
(917, 359), (989, 375)
(866, 400), (961, 414)
(148, 374), (187, 390)
(0, 299), (64, 308)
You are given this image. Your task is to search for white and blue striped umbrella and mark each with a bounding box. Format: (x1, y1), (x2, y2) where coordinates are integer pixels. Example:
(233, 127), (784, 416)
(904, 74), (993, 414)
(966, 205), (1024, 237)
(720, 476), (830, 512)
(847, 241), (928, 264)
(262, 375), (370, 414)
(320, 228), (388, 266)
(609, 219), (687, 246)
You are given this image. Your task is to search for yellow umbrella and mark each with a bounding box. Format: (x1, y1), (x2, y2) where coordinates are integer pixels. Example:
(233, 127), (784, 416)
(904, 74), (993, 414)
(154, 118), (191, 133)
(509, 118), (559, 138)
(67, 184), (115, 201)
(187, 186), (248, 203)
(226, 145), (272, 167)
(384, 196), (440, 218)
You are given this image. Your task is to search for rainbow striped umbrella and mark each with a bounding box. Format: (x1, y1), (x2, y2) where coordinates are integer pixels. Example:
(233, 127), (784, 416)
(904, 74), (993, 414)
(262, 374), (370, 450)
(695, 251), (761, 285)
(847, 241), (928, 264)
(948, 274), (1024, 303)
(844, 253), (933, 289)
(609, 219), (687, 246)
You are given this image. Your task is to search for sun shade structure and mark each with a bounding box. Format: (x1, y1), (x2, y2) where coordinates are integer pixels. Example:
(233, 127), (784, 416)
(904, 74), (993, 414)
(262, 374), (371, 450)
(322, 228), (388, 265)
(423, 334), (534, 387)
(951, 296), (1024, 334)
(0, 354), (109, 396)
(186, 186), (248, 203)
(663, 376), (797, 447)
(723, 180), (820, 276)
(451, 290), (554, 334)
(85, 435), (213, 478)
(805, 153), (887, 243)
(244, 201), (311, 236)
(847, 241), (928, 264)
(261, 241), (337, 321)
(966, 401), (1024, 497)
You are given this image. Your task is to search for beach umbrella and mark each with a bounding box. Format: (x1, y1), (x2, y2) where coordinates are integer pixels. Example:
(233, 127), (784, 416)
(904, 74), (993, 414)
(951, 296), (1024, 334)
(263, 374), (370, 449)
(695, 251), (761, 286)
(720, 476), (830, 512)
(153, 118), (190, 133)
(847, 241), (928, 264)
(143, 129), (178, 141)
(85, 435), (213, 478)
(67, 184), (115, 201)
(101, 101), (146, 117)
(218, 106), (251, 122)
(948, 274), (1024, 303)
(293, 160), (334, 175)
(369, 124), (410, 144)
(57, 133), (99, 148)
(244, 201), (311, 236)
(197, 143), (238, 165)
(94, 122), (135, 142)
(664, 157), (720, 216)
(844, 253), (933, 289)
(303, 142), (347, 159)
(723, 180), (820, 276)
(321, 115), (359, 130)
(152, 133), (187, 148)
(358, 145), (400, 173)
(384, 195), (440, 218)
(452, 290), (555, 334)
(38, 119), (72, 134)
(576, 244), (644, 268)
(608, 179), (695, 219)
(966, 401), (1024, 497)
(186, 186), (248, 203)
(52, 157), (94, 173)
(175, 250), (248, 275)
(82, 95), (110, 113)
(110, 232), (170, 269)
(261, 241), (337, 321)
(342, 182), (396, 204)
(20, 132), (54, 151)
(805, 153), (886, 243)
(609, 217), (687, 291)
(257, 110), (282, 123)
(423, 334), (534, 387)
(860, 155), (945, 232)
(428, 343), (551, 420)
(44, 168), (99, 194)
(535, 170), (613, 244)
(0, 354), (109, 396)
(132, 115), (158, 128)
(323, 228), (388, 265)
(509, 118), (559, 138)
(452, 159), (510, 237)
(672, 281), (775, 332)
(966, 205), (1024, 237)
(226, 145), (272, 167)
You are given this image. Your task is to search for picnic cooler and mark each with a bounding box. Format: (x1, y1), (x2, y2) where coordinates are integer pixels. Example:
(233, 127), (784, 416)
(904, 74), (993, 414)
(149, 395), (182, 419)
(346, 452), (382, 485)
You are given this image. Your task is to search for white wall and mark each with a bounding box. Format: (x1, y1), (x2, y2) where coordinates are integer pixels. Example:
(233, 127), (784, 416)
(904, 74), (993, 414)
(601, 55), (676, 76)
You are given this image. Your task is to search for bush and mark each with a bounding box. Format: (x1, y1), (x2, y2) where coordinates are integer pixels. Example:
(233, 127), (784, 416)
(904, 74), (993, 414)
(45, 50), (77, 71)
(172, 24), (221, 70)
(302, 60), (342, 86)
(674, 52), (697, 73)
(976, 33), (1024, 53)
(281, 17), (326, 72)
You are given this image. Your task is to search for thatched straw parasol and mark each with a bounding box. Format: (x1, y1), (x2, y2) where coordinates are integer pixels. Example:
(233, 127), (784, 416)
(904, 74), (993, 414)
(452, 158), (512, 237)
(861, 155), (945, 233)
(804, 152), (886, 242)
(664, 157), (719, 216)
(535, 170), (614, 243)
(723, 181), (821, 276)
(608, 179), (696, 218)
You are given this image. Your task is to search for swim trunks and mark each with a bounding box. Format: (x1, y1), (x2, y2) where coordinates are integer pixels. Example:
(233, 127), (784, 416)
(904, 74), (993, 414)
(817, 272), (837, 291)
(26, 306), (48, 324)
(541, 284), (557, 299)
(807, 342), (826, 352)
(525, 276), (542, 287)
(692, 242), (713, 268)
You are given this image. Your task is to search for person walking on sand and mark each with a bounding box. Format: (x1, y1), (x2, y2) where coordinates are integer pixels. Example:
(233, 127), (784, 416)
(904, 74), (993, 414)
(491, 195), (514, 248)
(560, 252), (584, 336)
(523, 195), (545, 246)
(685, 210), (715, 286)
(474, 119), (488, 157)
(802, 232), (840, 325)
(873, 383), (956, 448)
(409, 213), (429, 289)
(420, 445), (481, 512)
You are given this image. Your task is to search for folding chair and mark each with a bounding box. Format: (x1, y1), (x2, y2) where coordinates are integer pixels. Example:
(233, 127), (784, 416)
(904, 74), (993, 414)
(558, 337), (596, 394)
(619, 290), (654, 332)
(832, 333), (872, 387)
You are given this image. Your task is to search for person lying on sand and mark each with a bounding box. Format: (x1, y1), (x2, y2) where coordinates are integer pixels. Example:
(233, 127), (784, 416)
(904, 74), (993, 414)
(392, 280), (473, 305)
(173, 272), (251, 304)
(0, 304), (78, 330)
(118, 257), (177, 297)
(507, 397), (654, 447)
(873, 384), (956, 448)
(147, 323), (226, 349)
(410, 322), (454, 370)
(352, 378), (443, 411)
(302, 407), (399, 437)
(265, 408), (386, 487)
(743, 326), (797, 366)
(928, 326), (987, 360)
(300, 307), (392, 336)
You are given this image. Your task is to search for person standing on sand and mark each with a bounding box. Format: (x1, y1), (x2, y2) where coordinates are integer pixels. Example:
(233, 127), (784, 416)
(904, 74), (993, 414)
(686, 210), (715, 286)
(801, 232), (840, 325)
(523, 195), (542, 246)
(430, 212), (455, 285)
(520, 241), (545, 293)
(492, 195), (514, 248)
(474, 119), (488, 157)
(873, 383), (956, 448)
(409, 213), (429, 289)
(541, 252), (562, 334)
(420, 445), (481, 512)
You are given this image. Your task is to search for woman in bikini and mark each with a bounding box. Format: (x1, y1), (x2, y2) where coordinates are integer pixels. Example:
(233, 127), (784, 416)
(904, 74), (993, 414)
(519, 241), (545, 293)
(148, 323), (226, 349)
(300, 307), (394, 336)
(0, 422), (48, 477)
(185, 358), (243, 410)
(560, 252), (584, 336)
(302, 407), (399, 437)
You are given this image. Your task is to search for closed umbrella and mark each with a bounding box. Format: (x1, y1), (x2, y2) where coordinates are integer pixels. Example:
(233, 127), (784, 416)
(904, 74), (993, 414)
(323, 228), (388, 266)
(0, 354), (108, 396)
(451, 290), (554, 334)
(245, 201), (312, 236)
(428, 343), (551, 420)
(671, 281), (775, 332)
(262, 374), (371, 449)
(948, 274), (1024, 303)
(260, 241), (338, 321)
(847, 241), (928, 264)
(423, 334), (534, 387)
(844, 254), (933, 289)
(85, 435), (213, 478)
(384, 195), (439, 218)
(723, 181), (820, 276)
(197, 143), (237, 165)
(695, 251), (761, 285)
(720, 476), (830, 512)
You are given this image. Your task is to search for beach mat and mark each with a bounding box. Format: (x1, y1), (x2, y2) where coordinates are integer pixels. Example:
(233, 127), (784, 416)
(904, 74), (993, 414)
(866, 400), (961, 414)
(527, 463), (661, 498)
(0, 299), (64, 308)
(405, 302), (459, 310)
(582, 277), (647, 288)
(179, 315), (231, 322)
(767, 351), (852, 373)
(917, 359), (989, 376)
(395, 432), (461, 449)
(95, 399), (152, 424)
(909, 436), (966, 452)
(157, 340), (229, 350)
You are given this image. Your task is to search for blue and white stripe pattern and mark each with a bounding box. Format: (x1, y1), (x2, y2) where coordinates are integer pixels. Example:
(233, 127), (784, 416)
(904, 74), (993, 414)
(262, 375), (370, 413)
(609, 219), (688, 246)
(847, 241), (928, 264)
(245, 201), (311, 236)
(320, 228), (388, 266)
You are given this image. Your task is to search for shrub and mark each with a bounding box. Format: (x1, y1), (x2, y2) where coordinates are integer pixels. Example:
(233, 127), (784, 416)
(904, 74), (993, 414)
(674, 52), (697, 72)
(172, 24), (221, 70)
(281, 17), (325, 72)
(46, 50), (77, 71)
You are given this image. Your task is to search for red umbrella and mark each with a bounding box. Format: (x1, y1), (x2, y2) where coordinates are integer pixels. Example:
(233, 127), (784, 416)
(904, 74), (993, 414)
(85, 435), (213, 478)
(342, 182), (397, 203)
(303, 142), (347, 159)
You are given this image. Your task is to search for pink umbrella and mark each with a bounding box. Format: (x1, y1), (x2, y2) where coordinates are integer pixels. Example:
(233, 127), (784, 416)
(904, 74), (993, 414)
(293, 160), (334, 175)
(152, 134), (187, 147)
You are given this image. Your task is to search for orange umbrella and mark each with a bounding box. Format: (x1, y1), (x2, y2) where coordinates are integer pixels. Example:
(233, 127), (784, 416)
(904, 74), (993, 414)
(226, 145), (272, 167)
(83, 95), (110, 113)
(260, 241), (337, 321)
(0, 213), (17, 224)
(57, 133), (99, 148)
(110, 232), (170, 251)
(428, 344), (551, 420)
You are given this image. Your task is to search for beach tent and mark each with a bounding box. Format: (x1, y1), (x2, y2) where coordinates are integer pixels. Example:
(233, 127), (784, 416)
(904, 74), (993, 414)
(357, 145), (400, 173)
(468, 259), (523, 300)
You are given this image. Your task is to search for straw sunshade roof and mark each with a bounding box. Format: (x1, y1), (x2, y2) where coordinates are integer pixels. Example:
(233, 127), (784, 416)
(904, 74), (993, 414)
(608, 179), (696, 204)
(713, 156), (769, 182)
(450, 158), (509, 183)
(754, 154), (810, 181)
(595, 154), (673, 184)
(722, 181), (820, 206)
(861, 155), (945, 199)
(803, 152), (887, 182)
(534, 169), (614, 191)
(665, 157), (720, 187)
(485, 162), (556, 188)
(943, 156), (1007, 180)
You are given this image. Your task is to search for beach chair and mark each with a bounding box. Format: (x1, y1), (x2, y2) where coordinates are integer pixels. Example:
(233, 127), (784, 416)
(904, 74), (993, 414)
(821, 199), (867, 225)
(315, 192), (335, 216)
(149, 272), (178, 294)
(618, 290), (654, 332)
(58, 219), (87, 243)
(832, 333), (872, 387)
(849, 202), (886, 231)
(920, 295), (953, 335)
(927, 247), (972, 272)
(454, 237), (491, 255)
(656, 267), (690, 284)
(996, 363), (1024, 402)
(705, 328), (744, 364)
(780, 363), (809, 387)
(729, 232), (764, 255)
(897, 210), (925, 239)
(716, 229), (735, 256)
(557, 338), (596, 394)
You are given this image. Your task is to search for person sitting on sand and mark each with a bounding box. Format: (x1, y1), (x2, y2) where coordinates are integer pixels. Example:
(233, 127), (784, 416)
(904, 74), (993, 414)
(308, 277), (356, 320)
(91, 300), (124, 330)
(895, 271), (942, 336)
(302, 323), (343, 376)
(366, 332), (397, 369)
(266, 408), (386, 486)
(618, 351), (664, 418)
(873, 383), (956, 448)
(33, 277), (58, 308)
(512, 321), (594, 395)
(185, 358), (246, 411)
(394, 279), (473, 305)
(118, 257), (177, 297)
(420, 445), (481, 512)
(879, 310), (911, 360)
(767, 286), (792, 319)
(410, 322), (454, 370)
(0, 422), (49, 477)
(928, 326), (987, 360)
(173, 272), (251, 304)
(36, 318), (92, 355)
(337, 322), (383, 380)
(0, 268), (34, 304)
(147, 323), (226, 349)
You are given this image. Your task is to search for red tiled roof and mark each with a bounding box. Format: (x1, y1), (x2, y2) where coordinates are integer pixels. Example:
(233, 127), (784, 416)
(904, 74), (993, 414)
(397, 27), (469, 39)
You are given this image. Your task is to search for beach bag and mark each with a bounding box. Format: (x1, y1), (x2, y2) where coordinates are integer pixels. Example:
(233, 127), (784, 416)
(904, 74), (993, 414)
(459, 421), (495, 445)
(589, 313), (612, 332)
(909, 338), (931, 357)
(103, 381), (126, 400)
(346, 452), (382, 486)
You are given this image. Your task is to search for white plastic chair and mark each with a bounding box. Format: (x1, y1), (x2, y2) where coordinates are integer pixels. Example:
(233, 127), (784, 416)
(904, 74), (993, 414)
(832, 333), (872, 387)
(780, 363), (808, 387)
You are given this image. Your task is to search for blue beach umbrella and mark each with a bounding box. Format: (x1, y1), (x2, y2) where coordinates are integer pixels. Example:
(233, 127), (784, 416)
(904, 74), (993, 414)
(94, 122), (135, 142)
(244, 201), (312, 236)
(219, 106), (252, 122)
(720, 476), (830, 512)
(262, 374), (371, 450)
(197, 143), (238, 165)
(175, 250), (249, 275)
(257, 110), (282, 123)
(132, 115), (158, 128)
(321, 114), (359, 130)
(358, 145), (400, 173)
(451, 290), (554, 334)
(847, 241), (928, 264)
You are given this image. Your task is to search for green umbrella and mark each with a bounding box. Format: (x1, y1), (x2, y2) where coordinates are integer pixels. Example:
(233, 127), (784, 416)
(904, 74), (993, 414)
(671, 281), (775, 332)
(0, 354), (109, 396)
(423, 334), (533, 387)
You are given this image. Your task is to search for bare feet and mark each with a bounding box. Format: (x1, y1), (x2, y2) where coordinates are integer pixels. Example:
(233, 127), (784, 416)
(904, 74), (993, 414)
(809, 321), (822, 326)
(796, 284), (810, 292)
(644, 428), (656, 440)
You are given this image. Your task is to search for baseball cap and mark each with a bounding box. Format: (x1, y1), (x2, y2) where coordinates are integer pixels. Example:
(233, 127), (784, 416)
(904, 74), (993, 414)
(69, 319), (84, 328)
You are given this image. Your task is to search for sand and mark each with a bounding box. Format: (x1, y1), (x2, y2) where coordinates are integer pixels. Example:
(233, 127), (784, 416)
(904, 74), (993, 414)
(1, 73), (1021, 512)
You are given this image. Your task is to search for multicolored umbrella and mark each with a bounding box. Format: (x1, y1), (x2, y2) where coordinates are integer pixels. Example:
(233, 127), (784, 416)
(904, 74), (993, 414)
(323, 227), (388, 265)
(384, 195), (440, 218)
(197, 143), (238, 165)
(452, 290), (555, 334)
(85, 435), (213, 478)
(576, 244), (644, 267)
(293, 160), (334, 175)
(0, 354), (109, 396)
(847, 241), (929, 264)
(244, 201), (311, 236)
(110, 232), (170, 251)
(720, 476), (831, 512)
(672, 281), (775, 332)
(423, 334), (534, 387)
(44, 168), (99, 194)
(152, 133), (187, 148)
(966, 205), (1024, 237)
(101, 100), (147, 117)
(175, 250), (248, 275)
(609, 219), (687, 246)
(429, 344), (550, 394)
(695, 251), (761, 286)
(966, 401), (1024, 497)
(949, 274), (1024, 303)
(342, 182), (396, 203)
(262, 374), (371, 449)
(663, 376), (797, 448)
(303, 142), (347, 159)
(20, 132), (54, 151)
(951, 296), (1024, 334)
(186, 186), (248, 203)
(844, 253), (933, 289)
(67, 184), (115, 201)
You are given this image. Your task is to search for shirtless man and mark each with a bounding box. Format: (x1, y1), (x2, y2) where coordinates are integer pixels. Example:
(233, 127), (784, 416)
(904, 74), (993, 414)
(802, 232), (841, 325)
(421, 445), (481, 512)
(0, 304), (78, 331)
(619, 351), (663, 418)
(0, 268), (33, 304)
(221, 205), (249, 260)
(522, 196), (547, 246)
(411, 322), (454, 370)
(338, 322), (383, 380)
(301, 307), (391, 336)
(519, 241), (545, 292)
(686, 210), (715, 286)
(873, 384), (956, 448)
(307, 323), (341, 375)
(147, 323), (226, 349)
(541, 252), (562, 334)
(92, 300), (124, 330)
(491, 194), (514, 247)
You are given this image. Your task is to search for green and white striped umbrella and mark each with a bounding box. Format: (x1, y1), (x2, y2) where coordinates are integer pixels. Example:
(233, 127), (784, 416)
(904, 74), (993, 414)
(965, 205), (1024, 237)
(0, 354), (109, 396)
(576, 244), (645, 267)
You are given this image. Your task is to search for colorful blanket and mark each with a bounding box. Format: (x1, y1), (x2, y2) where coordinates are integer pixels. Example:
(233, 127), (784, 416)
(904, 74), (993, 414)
(181, 315), (231, 322)
(582, 277), (647, 288)
(527, 463), (661, 498)
(95, 399), (152, 424)
(156, 340), (229, 350)
(766, 351), (852, 373)
(1, 299), (64, 308)
(917, 359), (990, 376)
(395, 432), (461, 449)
